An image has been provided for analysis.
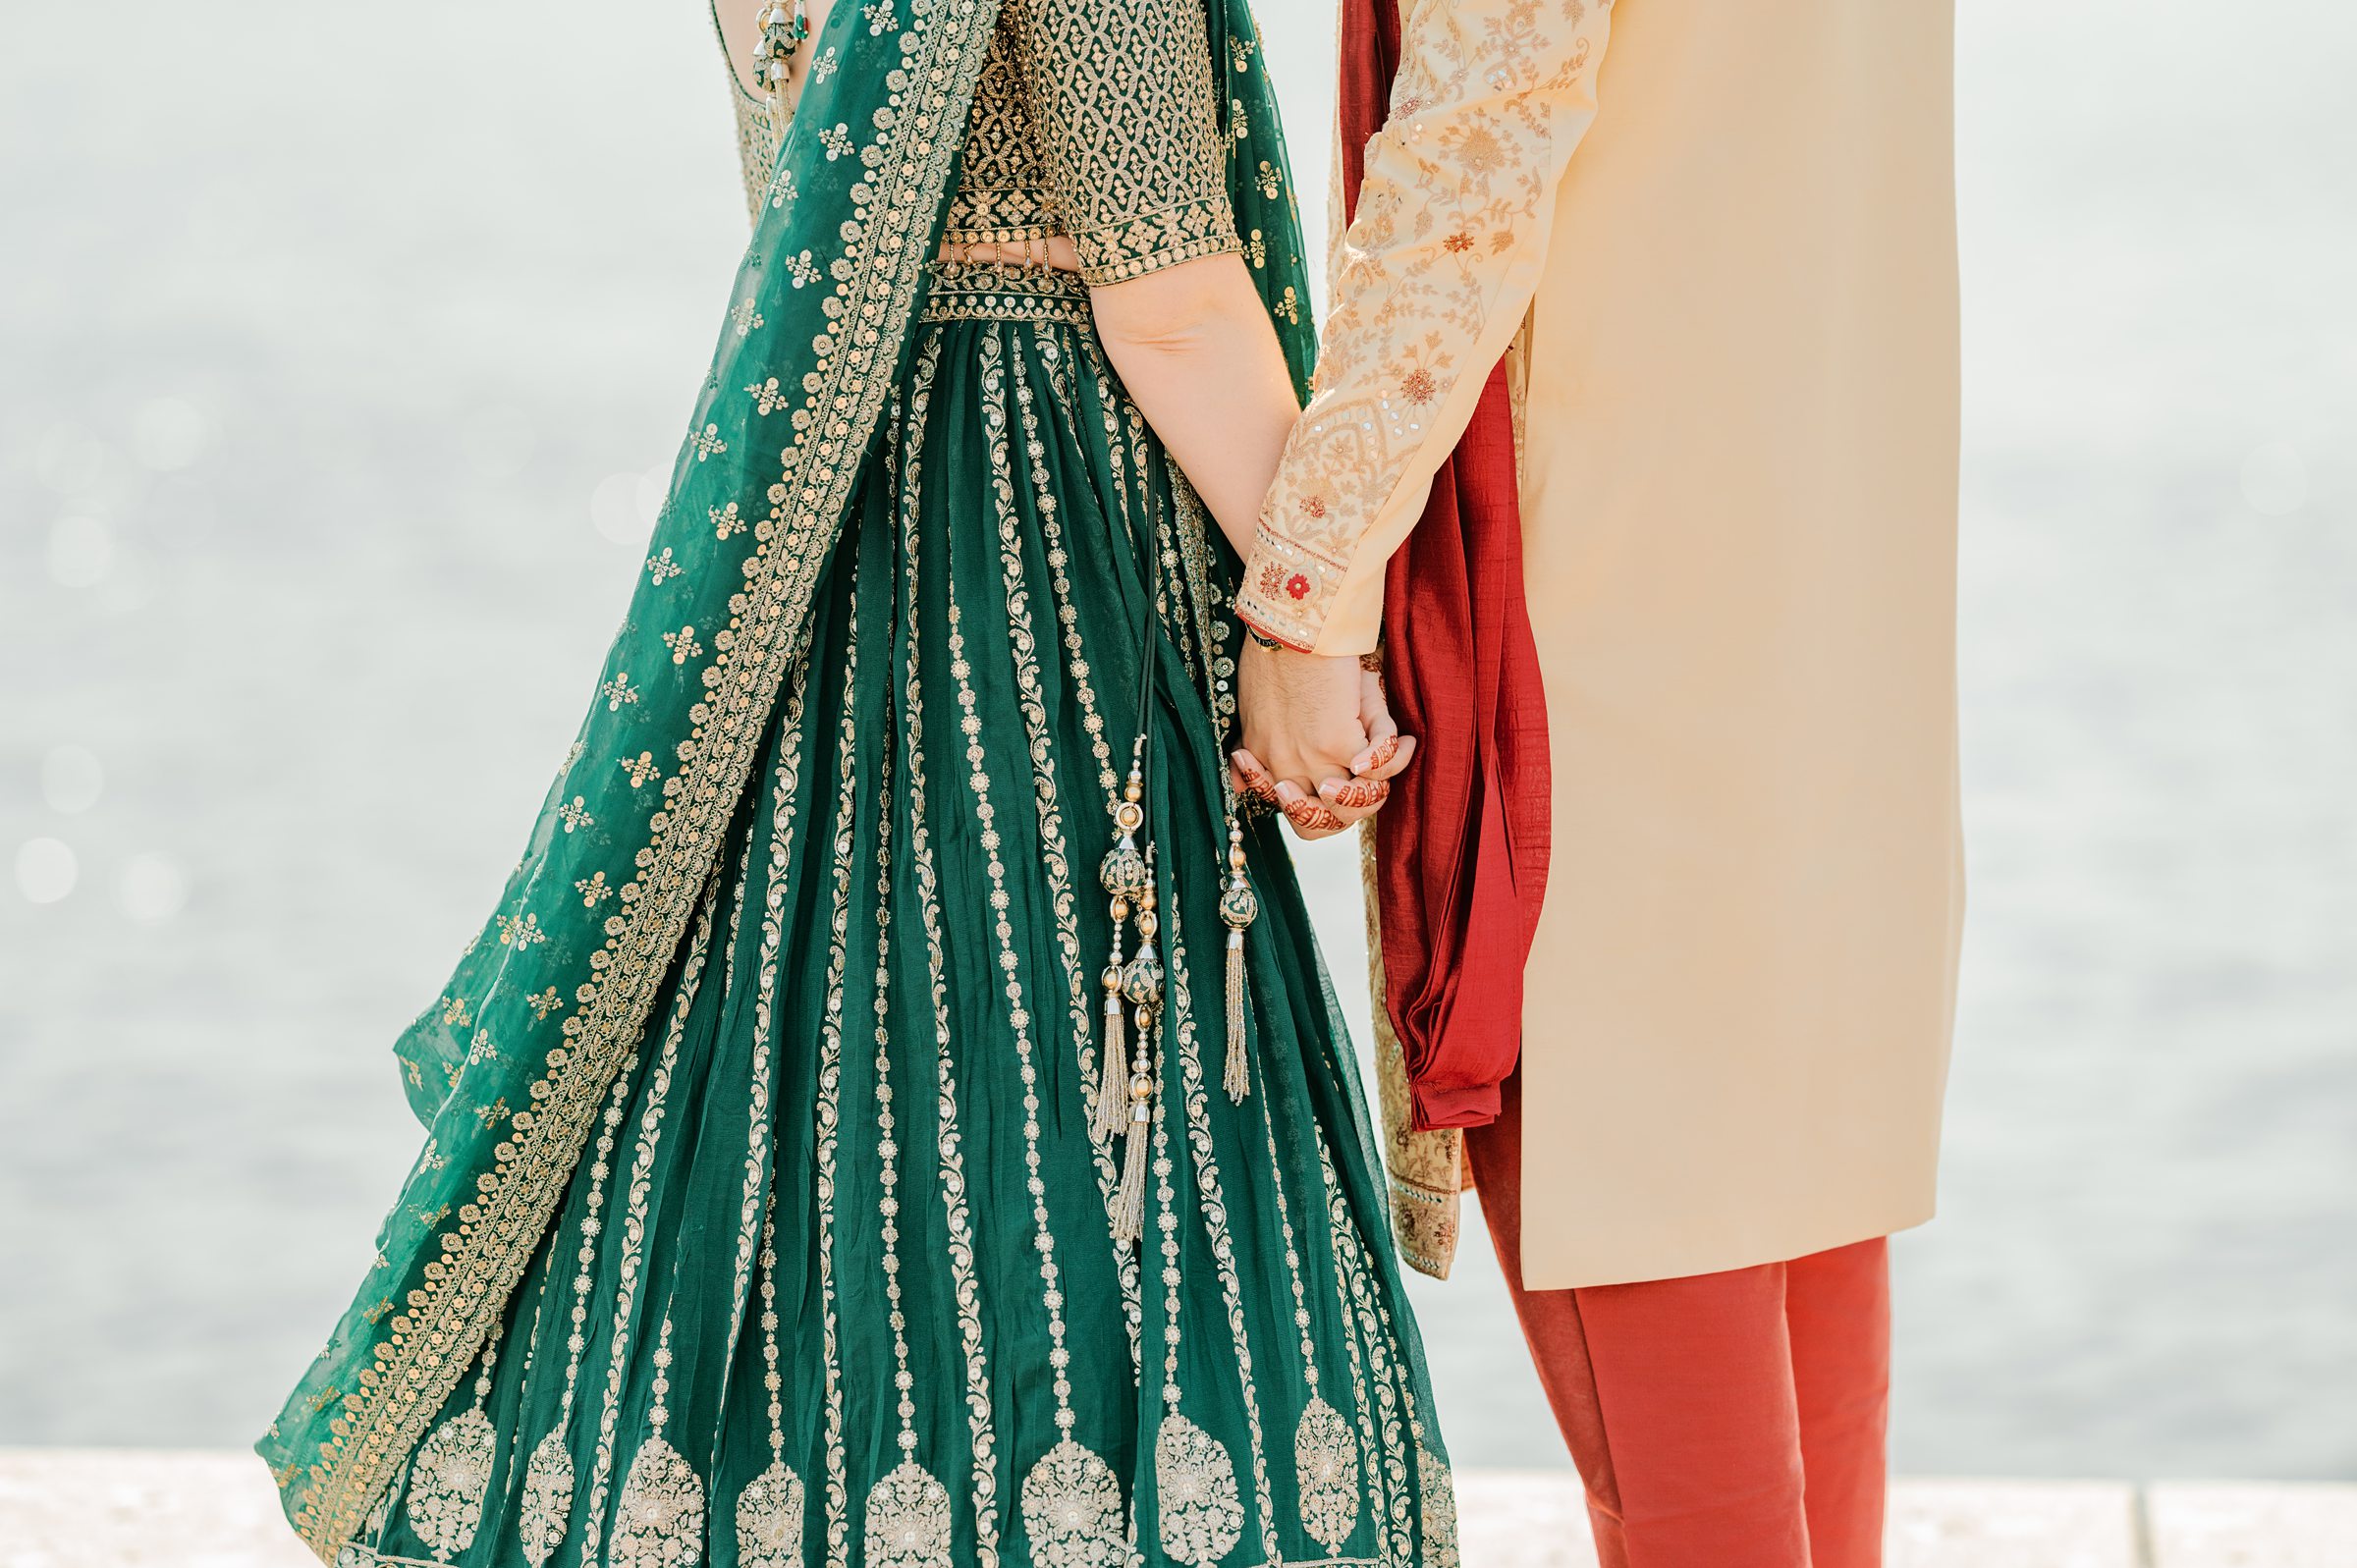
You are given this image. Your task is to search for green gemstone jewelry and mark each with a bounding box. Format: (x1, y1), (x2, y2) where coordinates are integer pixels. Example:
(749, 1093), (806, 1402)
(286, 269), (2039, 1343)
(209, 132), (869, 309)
(754, 0), (811, 109)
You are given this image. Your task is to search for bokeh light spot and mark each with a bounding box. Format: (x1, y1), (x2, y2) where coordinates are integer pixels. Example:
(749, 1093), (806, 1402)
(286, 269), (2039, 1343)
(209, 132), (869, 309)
(16, 838), (79, 904)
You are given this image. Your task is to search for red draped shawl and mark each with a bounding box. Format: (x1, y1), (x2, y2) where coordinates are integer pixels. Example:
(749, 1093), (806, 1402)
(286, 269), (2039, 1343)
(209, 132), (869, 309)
(1343, 0), (1553, 1130)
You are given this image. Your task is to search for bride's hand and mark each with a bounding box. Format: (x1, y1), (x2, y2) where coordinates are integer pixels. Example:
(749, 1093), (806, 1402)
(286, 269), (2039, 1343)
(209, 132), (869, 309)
(1232, 642), (1414, 840)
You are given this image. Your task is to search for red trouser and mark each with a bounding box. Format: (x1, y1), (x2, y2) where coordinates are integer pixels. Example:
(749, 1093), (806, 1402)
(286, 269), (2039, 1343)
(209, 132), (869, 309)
(1464, 1075), (1891, 1568)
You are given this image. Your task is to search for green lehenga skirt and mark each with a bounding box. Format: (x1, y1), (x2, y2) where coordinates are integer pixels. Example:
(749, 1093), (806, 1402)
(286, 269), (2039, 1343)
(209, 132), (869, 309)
(344, 264), (1457, 1568)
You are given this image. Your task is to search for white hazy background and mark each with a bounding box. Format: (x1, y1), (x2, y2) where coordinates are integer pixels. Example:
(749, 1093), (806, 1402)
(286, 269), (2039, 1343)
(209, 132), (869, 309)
(3, 2), (2353, 1479)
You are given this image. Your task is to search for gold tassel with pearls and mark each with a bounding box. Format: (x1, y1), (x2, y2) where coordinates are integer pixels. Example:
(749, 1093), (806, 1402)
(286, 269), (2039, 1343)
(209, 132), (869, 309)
(1112, 872), (1164, 1245)
(1095, 752), (1151, 1142)
(752, 0), (811, 113)
(1218, 816), (1257, 1104)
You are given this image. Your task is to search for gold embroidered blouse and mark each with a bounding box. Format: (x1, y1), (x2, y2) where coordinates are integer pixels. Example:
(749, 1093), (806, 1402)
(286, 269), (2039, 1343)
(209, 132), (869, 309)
(1235, 0), (1617, 654)
(947, 0), (1242, 283)
(721, 0), (1242, 287)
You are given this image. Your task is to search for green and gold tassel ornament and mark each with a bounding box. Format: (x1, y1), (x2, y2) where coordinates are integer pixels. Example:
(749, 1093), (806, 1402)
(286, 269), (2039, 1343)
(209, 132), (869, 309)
(1218, 816), (1256, 1103)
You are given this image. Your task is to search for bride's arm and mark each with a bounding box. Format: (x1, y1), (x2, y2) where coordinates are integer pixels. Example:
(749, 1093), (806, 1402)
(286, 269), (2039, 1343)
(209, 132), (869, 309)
(1015, 0), (1380, 797)
(1006, 0), (1299, 561)
(1090, 256), (1300, 564)
(1093, 257), (1379, 811)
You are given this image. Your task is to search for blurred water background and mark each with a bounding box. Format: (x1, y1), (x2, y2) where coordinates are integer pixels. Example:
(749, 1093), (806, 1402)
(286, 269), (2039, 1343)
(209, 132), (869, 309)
(2, 2), (2352, 1480)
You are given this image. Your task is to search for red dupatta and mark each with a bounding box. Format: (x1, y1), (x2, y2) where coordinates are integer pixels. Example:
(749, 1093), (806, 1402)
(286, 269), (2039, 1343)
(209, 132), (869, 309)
(1343, 0), (1553, 1130)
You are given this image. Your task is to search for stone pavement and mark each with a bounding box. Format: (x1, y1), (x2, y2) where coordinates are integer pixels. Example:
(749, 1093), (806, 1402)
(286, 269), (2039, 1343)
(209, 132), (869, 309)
(0, 1452), (2350, 1567)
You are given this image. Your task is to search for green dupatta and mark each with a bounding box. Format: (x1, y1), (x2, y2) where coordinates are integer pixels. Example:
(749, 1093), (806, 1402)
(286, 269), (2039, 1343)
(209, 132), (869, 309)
(257, 0), (1314, 1555)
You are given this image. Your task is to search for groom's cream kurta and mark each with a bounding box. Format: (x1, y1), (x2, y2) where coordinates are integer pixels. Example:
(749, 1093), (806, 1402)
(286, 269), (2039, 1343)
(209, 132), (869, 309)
(1241, 0), (1964, 1289)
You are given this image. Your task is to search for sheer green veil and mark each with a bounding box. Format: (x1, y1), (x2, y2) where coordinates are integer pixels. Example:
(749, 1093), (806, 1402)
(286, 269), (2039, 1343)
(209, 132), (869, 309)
(256, 0), (1313, 1553)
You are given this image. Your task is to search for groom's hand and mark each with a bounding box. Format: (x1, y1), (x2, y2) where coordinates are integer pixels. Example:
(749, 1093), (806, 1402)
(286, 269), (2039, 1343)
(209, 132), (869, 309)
(1233, 641), (1415, 840)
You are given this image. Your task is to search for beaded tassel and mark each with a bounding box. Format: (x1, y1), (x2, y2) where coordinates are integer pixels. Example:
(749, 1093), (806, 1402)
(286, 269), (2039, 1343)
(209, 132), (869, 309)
(1095, 750), (1151, 1141)
(1218, 816), (1257, 1103)
(1093, 918), (1129, 1144)
(1113, 871), (1164, 1245)
(753, 0), (811, 110)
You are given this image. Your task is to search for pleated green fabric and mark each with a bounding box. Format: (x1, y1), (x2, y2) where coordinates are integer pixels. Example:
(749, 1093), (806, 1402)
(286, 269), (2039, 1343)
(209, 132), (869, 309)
(329, 275), (1456, 1568)
(258, 0), (1457, 1561)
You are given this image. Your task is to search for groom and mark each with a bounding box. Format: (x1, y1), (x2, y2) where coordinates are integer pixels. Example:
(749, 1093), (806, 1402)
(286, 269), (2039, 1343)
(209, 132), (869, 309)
(1233, 2), (1963, 1564)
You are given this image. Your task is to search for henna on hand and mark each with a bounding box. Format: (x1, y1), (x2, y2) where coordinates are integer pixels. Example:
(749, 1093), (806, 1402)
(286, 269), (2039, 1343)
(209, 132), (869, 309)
(1321, 777), (1390, 812)
(1282, 797), (1348, 836)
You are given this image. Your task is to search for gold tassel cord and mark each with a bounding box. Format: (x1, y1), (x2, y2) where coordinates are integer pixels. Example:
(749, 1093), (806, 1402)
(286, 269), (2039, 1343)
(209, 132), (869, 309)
(1114, 1063), (1151, 1245)
(1095, 753), (1151, 1144)
(1112, 875), (1164, 1246)
(1095, 938), (1129, 1144)
(1219, 817), (1256, 1104)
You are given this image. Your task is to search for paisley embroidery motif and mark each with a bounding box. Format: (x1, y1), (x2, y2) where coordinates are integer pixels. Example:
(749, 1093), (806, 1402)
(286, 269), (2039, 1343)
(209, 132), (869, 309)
(736, 1460), (807, 1568)
(1018, 1438), (1127, 1568)
(1417, 1447), (1460, 1568)
(406, 1409), (496, 1554)
(1154, 1414), (1244, 1564)
(518, 1429), (576, 1566)
(864, 1460), (954, 1568)
(610, 1435), (708, 1568)
(1294, 1395), (1362, 1552)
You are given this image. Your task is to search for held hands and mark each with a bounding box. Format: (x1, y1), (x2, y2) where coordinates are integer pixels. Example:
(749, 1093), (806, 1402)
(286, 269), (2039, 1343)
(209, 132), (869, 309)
(1230, 639), (1417, 841)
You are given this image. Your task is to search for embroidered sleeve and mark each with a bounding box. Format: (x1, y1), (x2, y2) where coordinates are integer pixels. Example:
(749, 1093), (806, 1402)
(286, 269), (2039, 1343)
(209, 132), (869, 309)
(1236, 0), (1615, 655)
(1014, 0), (1243, 285)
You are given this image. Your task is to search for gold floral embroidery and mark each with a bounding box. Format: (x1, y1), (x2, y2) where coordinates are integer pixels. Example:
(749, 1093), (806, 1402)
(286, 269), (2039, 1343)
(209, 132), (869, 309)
(1294, 1396), (1363, 1553)
(610, 1315), (707, 1568)
(918, 261), (1096, 329)
(405, 1408), (494, 1555)
(1157, 898), (1280, 1564)
(812, 576), (867, 1558)
(518, 1431), (576, 1567)
(946, 375), (1124, 1566)
(737, 1460), (807, 1568)
(1236, 0), (1617, 652)
(1018, 1439), (1127, 1568)
(863, 1462), (954, 1568)
(1417, 1448), (1460, 1568)
(609, 1435), (707, 1568)
(892, 368), (1008, 1559)
(578, 910), (718, 1558)
(1317, 1143), (1412, 1567)
(496, 909), (546, 948)
(1155, 1414), (1245, 1564)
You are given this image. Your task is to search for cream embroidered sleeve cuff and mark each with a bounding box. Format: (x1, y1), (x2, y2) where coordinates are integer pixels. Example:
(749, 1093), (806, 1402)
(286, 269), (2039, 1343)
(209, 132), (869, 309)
(1235, 0), (1616, 656)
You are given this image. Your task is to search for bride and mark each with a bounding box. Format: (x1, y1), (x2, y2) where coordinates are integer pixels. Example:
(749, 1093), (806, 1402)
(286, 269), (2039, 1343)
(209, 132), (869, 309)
(258, 2), (1452, 1564)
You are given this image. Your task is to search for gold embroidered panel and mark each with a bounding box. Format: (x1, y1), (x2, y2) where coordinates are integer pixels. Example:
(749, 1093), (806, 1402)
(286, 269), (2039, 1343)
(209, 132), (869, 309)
(941, 25), (1059, 248)
(943, 0), (1243, 284)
